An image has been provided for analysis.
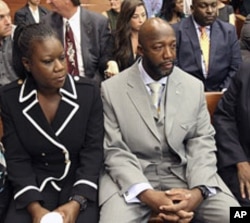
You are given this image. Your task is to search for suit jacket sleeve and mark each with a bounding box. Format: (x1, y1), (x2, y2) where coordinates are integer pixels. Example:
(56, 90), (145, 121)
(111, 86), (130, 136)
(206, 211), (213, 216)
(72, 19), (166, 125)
(101, 83), (150, 195)
(0, 91), (43, 209)
(214, 63), (250, 169)
(14, 9), (27, 26)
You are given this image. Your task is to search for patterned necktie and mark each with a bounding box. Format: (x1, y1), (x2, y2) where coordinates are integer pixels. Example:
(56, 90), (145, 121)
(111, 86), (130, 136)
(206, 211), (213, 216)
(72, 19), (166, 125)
(148, 82), (162, 110)
(199, 27), (210, 72)
(65, 21), (79, 76)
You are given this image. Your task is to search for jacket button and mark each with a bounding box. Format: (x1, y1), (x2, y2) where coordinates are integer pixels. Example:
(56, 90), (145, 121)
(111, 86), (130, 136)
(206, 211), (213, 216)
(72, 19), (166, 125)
(45, 163), (49, 166)
(65, 159), (70, 164)
(155, 147), (160, 151)
(41, 153), (46, 156)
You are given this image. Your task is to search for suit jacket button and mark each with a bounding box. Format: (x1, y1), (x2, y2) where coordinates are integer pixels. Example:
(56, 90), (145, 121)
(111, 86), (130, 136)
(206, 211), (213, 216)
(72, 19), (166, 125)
(74, 76), (80, 81)
(65, 159), (70, 164)
(45, 162), (49, 166)
(41, 153), (46, 156)
(155, 147), (160, 151)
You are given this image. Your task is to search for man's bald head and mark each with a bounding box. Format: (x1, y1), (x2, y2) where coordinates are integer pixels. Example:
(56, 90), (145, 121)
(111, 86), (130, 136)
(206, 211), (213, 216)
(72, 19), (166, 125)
(138, 18), (175, 48)
(137, 18), (177, 80)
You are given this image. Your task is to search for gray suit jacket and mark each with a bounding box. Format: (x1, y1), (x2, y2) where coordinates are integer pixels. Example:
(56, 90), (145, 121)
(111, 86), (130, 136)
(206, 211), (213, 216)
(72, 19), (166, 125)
(14, 4), (49, 26)
(99, 61), (230, 204)
(43, 6), (113, 83)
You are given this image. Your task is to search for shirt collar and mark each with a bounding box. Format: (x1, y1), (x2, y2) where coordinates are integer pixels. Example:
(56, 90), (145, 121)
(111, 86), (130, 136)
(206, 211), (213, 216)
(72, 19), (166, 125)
(139, 59), (168, 86)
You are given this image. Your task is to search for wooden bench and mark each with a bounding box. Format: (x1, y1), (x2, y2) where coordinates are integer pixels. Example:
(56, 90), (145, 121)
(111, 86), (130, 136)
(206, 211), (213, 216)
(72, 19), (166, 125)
(235, 14), (246, 39)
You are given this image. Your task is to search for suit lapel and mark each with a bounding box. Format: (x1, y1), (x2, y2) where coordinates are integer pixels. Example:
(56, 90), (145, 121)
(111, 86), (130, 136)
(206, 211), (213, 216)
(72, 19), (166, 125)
(208, 21), (219, 75)
(19, 75), (79, 141)
(165, 67), (183, 137)
(184, 18), (203, 71)
(25, 5), (36, 24)
(126, 64), (160, 141)
(80, 7), (91, 71)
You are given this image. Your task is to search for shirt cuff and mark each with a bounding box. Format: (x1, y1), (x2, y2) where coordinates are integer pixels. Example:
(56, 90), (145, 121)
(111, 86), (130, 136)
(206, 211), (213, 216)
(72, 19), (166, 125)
(206, 186), (217, 197)
(123, 183), (153, 203)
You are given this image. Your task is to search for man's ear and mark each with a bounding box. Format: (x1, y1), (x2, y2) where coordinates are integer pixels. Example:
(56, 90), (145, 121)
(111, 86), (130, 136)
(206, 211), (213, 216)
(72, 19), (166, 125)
(137, 44), (143, 56)
(22, 57), (30, 72)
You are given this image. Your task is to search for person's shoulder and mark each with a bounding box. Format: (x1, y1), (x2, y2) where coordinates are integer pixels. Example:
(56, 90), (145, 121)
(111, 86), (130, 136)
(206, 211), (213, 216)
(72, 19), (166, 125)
(80, 6), (107, 22)
(0, 79), (23, 96)
(71, 75), (96, 85)
(173, 66), (203, 86)
(39, 5), (50, 13)
(14, 5), (28, 15)
(172, 16), (191, 30)
(70, 76), (99, 92)
(213, 18), (235, 30)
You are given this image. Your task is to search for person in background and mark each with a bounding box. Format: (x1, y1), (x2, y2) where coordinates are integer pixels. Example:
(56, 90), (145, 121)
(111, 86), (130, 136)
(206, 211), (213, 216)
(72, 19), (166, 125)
(240, 14), (250, 62)
(213, 61), (250, 206)
(158, 0), (186, 25)
(173, 0), (242, 91)
(112, 0), (147, 72)
(0, 142), (10, 221)
(44, 0), (116, 84)
(217, 0), (235, 25)
(239, 0), (250, 16)
(1, 23), (103, 223)
(143, 0), (162, 17)
(14, 0), (49, 26)
(99, 17), (239, 223)
(0, 0), (17, 86)
(102, 0), (123, 32)
(184, 0), (192, 15)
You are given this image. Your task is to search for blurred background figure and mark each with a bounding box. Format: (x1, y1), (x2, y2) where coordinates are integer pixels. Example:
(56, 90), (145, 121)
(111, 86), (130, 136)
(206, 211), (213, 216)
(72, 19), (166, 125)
(143, 0), (162, 17)
(158, 0), (186, 24)
(102, 0), (123, 32)
(0, 0), (17, 86)
(217, 0), (235, 25)
(240, 14), (250, 62)
(183, 0), (192, 16)
(14, 0), (49, 26)
(239, 0), (250, 16)
(113, 0), (147, 72)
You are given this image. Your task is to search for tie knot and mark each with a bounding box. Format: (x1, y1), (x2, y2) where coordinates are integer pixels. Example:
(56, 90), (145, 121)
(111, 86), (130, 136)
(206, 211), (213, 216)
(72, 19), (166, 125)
(199, 26), (206, 33)
(148, 82), (162, 94)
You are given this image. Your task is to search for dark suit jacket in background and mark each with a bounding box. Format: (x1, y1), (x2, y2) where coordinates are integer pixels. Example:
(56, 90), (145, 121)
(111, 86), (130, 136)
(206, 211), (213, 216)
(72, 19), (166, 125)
(213, 62), (250, 205)
(43, 7), (113, 83)
(214, 62), (250, 170)
(14, 3), (49, 26)
(173, 16), (242, 91)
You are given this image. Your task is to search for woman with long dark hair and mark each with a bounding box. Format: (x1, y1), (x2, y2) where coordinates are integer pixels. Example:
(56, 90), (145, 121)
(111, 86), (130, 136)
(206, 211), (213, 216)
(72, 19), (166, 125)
(159, 0), (185, 24)
(113, 0), (147, 72)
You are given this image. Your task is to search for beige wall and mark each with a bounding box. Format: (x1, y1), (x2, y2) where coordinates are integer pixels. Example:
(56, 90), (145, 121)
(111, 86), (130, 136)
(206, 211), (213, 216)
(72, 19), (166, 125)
(8, 0), (110, 21)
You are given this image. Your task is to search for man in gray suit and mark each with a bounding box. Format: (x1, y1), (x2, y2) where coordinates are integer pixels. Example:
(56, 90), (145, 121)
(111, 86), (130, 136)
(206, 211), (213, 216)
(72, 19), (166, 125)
(44, 0), (114, 84)
(99, 18), (239, 223)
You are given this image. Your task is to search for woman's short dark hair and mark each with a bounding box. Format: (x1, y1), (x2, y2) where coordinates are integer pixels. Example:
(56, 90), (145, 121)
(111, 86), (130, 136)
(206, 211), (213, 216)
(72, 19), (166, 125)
(12, 23), (59, 79)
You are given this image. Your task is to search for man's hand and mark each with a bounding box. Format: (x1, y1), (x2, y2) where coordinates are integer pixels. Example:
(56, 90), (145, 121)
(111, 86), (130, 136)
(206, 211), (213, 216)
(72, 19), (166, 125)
(105, 60), (119, 78)
(162, 188), (203, 212)
(237, 161), (250, 199)
(137, 189), (193, 222)
(156, 188), (203, 222)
